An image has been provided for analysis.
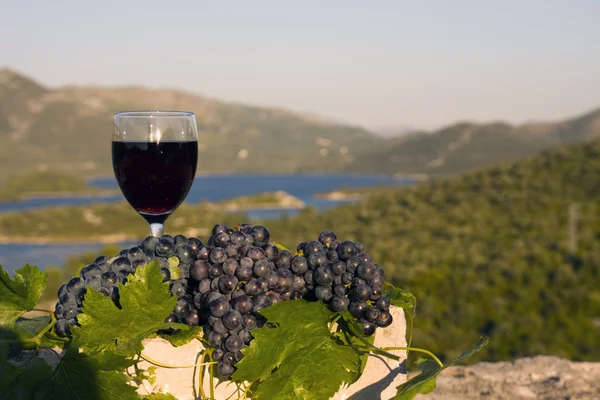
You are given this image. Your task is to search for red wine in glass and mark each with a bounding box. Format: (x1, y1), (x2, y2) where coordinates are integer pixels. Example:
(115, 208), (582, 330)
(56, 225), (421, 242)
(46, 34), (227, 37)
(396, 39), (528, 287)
(113, 111), (198, 237)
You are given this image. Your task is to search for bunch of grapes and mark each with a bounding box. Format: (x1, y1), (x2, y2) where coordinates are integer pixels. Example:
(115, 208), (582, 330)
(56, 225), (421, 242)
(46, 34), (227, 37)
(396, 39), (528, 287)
(53, 223), (392, 378)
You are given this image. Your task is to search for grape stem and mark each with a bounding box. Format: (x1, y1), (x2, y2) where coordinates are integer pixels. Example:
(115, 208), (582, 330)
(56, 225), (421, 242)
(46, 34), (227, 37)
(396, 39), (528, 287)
(353, 332), (444, 368)
(4, 313), (57, 349)
(139, 353), (217, 369)
(208, 351), (215, 400)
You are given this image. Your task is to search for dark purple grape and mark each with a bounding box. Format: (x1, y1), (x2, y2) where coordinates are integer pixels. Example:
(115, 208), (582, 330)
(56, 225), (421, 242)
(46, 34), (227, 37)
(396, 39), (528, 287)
(85, 275), (102, 290)
(247, 247), (265, 262)
(314, 266), (334, 286)
(54, 319), (70, 338)
(176, 244), (196, 264)
(248, 225), (270, 247)
(160, 267), (171, 282)
(190, 260), (210, 281)
(208, 264), (224, 279)
(370, 274), (384, 288)
(187, 237), (203, 252)
(211, 278), (220, 292)
(292, 275), (306, 292)
(365, 307), (381, 323)
(225, 334), (244, 353)
(334, 284), (348, 296)
(341, 272), (353, 285)
(171, 281), (187, 298)
(214, 232), (230, 248)
(291, 256), (308, 274)
(352, 284), (373, 302)
(337, 241), (358, 261)
(173, 234), (188, 246)
(101, 271), (118, 288)
(232, 289), (245, 299)
(141, 236), (159, 255)
(63, 305), (79, 319)
(213, 348), (225, 361)
(243, 235), (254, 246)
(263, 243), (279, 261)
(267, 291), (283, 305)
(304, 241), (324, 255)
(244, 279), (261, 296)
(218, 274), (239, 294)
(258, 278), (269, 291)
(333, 274), (342, 286)
(359, 317), (376, 336)
(345, 256), (362, 274)
(318, 230), (337, 247)
(67, 277), (85, 294)
(212, 319), (228, 334)
(222, 259), (239, 275)
(376, 297), (390, 311)
(110, 257), (132, 274)
(185, 309), (200, 326)
(353, 277), (367, 287)
(315, 285), (333, 302)
(210, 248), (228, 264)
(156, 238), (176, 257)
(96, 286), (110, 297)
(218, 362), (234, 377)
(209, 297), (230, 318)
(197, 278), (212, 294)
(357, 262), (377, 281)
(223, 351), (236, 365)
(370, 287), (382, 301)
(308, 251), (327, 270)
(354, 242), (365, 253)
(376, 310), (393, 328)
(156, 257), (169, 269)
(235, 265), (253, 282)
(240, 257), (253, 268)
(330, 296), (350, 311)
(275, 250), (293, 269)
(58, 284), (69, 298)
(208, 331), (224, 347)
(238, 329), (252, 344)
(128, 246), (145, 262)
(253, 259), (271, 278)
(196, 246), (211, 261)
(296, 241), (308, 253)
(164, 313), (178, 323)
(252, 292), (270, 311)
(349, 301), (368, 318)
(80, 264), (102, 280)
(225, 244), (239, 259)
(212, 224), (229, 235)
(230, 231), (246, 246)
(94, 255), (109, 267)
(358, 253), (372, 263)
(265, 272), (279, 289)
(232, 295), (253, 314)
(238, 223), (253, 233)
(243, 313), (257, 330)
(303, 270), (314, 286)
(174, 299), (191, 319)
(222, 310), (243, 330)
(281, 290), (294, 300)
(132, 259), (146, 270)
(326, 250), (339, 263)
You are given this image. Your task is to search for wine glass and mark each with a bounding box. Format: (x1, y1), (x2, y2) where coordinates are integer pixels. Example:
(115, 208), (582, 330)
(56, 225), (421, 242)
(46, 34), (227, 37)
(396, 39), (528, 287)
(112, 111), (198, 238)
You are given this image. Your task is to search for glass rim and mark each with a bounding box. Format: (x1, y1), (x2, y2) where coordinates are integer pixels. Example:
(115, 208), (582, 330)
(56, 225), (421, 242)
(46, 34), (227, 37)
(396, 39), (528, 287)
(114, 110), (195, 118)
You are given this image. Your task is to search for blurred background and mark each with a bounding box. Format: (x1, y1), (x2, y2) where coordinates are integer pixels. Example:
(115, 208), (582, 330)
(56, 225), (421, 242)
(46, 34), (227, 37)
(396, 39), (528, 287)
(0, 0), (599, 364)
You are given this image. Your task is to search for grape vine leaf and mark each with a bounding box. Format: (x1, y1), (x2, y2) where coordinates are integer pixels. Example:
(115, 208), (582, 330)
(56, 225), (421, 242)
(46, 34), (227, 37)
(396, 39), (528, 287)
(72, 262), (177, 356)
(393, 336), (490, 400)
(0, 342), (54, 400)
(232, 300), (362, 400)
(0, 264), (47, 326)
(160, 324), (203, 347)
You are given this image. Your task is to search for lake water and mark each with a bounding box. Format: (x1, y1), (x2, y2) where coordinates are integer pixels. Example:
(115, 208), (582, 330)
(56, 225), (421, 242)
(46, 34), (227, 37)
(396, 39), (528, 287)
(0, 174), (412, 273)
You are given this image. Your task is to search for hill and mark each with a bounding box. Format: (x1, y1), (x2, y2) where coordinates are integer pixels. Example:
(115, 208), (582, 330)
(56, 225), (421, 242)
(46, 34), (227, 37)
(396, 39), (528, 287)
(0, 68), (381, 178)
(264, 139), (600, 363)
(339, 108), (600, 177)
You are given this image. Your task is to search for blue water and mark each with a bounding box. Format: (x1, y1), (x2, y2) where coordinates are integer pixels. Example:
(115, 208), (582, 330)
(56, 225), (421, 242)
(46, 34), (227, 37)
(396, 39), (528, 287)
(0, 174), (412, 273)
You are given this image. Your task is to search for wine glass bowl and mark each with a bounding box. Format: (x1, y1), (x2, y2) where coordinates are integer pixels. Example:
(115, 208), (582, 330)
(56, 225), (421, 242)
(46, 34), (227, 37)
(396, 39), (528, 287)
(112, 111), (198, 237)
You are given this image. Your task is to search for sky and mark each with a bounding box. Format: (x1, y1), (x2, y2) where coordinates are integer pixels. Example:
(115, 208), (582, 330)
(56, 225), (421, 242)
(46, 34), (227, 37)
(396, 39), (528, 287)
(1, 0), (599, 130)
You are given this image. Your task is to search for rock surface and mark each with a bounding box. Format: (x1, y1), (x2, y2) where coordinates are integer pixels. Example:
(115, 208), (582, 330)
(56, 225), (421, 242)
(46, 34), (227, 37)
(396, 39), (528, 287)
(414, 356), (600, 400)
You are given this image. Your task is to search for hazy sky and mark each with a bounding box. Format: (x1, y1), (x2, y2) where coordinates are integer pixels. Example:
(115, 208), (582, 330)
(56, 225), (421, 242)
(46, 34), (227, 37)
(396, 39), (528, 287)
(1, 1), (599, 130)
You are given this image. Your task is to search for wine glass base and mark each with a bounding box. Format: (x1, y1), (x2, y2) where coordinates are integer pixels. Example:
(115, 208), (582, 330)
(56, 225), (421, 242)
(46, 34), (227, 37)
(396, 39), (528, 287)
(139, 212), (172, 238)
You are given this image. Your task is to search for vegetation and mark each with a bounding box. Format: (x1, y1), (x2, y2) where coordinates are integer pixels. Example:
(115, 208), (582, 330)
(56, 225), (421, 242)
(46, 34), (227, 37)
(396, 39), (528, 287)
(219, 190), (304, 209)
(0, 169), (109, 201)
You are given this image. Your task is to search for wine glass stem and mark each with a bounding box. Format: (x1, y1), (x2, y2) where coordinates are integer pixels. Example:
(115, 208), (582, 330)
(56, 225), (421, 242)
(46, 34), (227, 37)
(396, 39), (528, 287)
(150, 223), (164, 238)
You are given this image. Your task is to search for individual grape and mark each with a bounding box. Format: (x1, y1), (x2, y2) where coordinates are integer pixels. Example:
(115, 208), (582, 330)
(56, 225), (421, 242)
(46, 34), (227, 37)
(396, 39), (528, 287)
(210, 248), (227, 264)
(156, 257), (169, 269)
(54, 319), (70, 338)
(253, 259), (270, 278)
(66, 277), (85, 294)
(318, 230), (337, 247)
(222, 351), (236, 365)
(55, 303), (65, 319)
(248, 225), (270, 247)
(353, 277), (367, 287)
(160, 267), (171, 282)
(326, 250), (339, 263)
(58, 284), (69, 299)
(208, 331), (224, 347)
(197, 278), (212, 294)
(267, 291), (282, 305)
(357, 262), (377, 281)
(243, 313), (257, 330)
(223, 259), (239, 275)
(80, 264), (102, 280)
(132, 259), (146, 270)
(176, 244), (196, 264)
(349, 301), (367, 318)
(291, 256), (309, 274)
(196, 246), (211, 261)
(225, 334), (244, 353)
(337, 241), (358, 261)
(240, 257), (253, 268)
(315, 285), (333, 302)
(127, 246), (145, 262)
(94, 255), (109, 267)
(376, 310), (393, 328)
(218, 274), (238, 294)
(314, 266), (334, 286)
(230, 231), (246, 246)
(63, 305), (79, 319)
(308, 251), (327, 270)
(341, 272), (353, 285)
(208, 264), (224, 279)
(209, 297), (230, 317)
(171, 281), (187, 298)
(358, 253), (372, 263)
(174, 234), (188, 246)
(238, 223), (253, 234)
(141, 236), (160, 255)
(370, 287), (382, 301)
(263, 243), (279, 261)
(275, 250), (293, 269)
(110, 257), (132, 273)
(265, 271), (278, 289)
(184, 309), (200, 326)
(257, 278), (269, 292)
(101, 271), (118, 288)
(232, 294), (253, 314)
(244, 279), (261, 296)
(247, 247), (265, 262)
(187, 237), (203, 252)
(212, 224), (229, 235)
(333, 274), (342, 285)
(190, 260), (210, 281)
(225, 244), (239, 259)
(296, 241), (308, 253)
(222, 310), (243, 330)
(281, 290), (294, 300)
(353, 284), (373, 302)
(329, 240), (339, 250)
(218, 362), (235, 378)
(232, 289), (245, 299)
(164, 313), (178, 323)
(119, 249), (129, 257)
(75, 288), (87, 305)
(235, 350), (244, 362)
(156, 237), (176, 257)
(242, 234), (254, 246)
(211, 319), (228, 334)
(370, 273), (384, 288)
(334, 284), (348, 296)
(376, 297), (390, 311)
(292, 275), (306, 292)
(303, 270), (314, 286)
(85, 275), (102, 290)
(211, 278), (220, 293)
(358, 317), (376, 336)
(365, 307), (381, 323)
(355, 241), (365, 253)
(214, 232), (230, 248)
(330, 295), (350, 311)
(235, 265), (253, 282)
(304, 241), (325, 256)
(174, 299), (191, 319)
(207, 235), (216, 247)
(212, 348), (225, 361)
(345, 256), (362, 274)
(252, 292), (270, 311)
(97, 287), (111, 297)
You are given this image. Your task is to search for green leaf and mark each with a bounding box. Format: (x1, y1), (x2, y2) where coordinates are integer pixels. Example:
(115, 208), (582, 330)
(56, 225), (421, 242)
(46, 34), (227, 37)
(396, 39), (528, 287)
(35, 347), (139, 400)
(393, 337), (490, 400)
(336, 311), (374, 375)
(273, 242), (290, 252)
(72, 262), (177, 356)
(0, 342), (54, 400)
(233, 300), (361, 400)
(160, 324), (203, 347)
(0, 264), (47, 326)
(142, 394), (178, 400)
(385, 285), (416, 347)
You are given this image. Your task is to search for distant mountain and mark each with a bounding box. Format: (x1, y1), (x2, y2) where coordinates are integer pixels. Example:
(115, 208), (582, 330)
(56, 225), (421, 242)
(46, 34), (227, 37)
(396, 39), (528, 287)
(370, 125), (418, 138)
(0, 68), (381, 179)
(340, 108), (600, 177)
